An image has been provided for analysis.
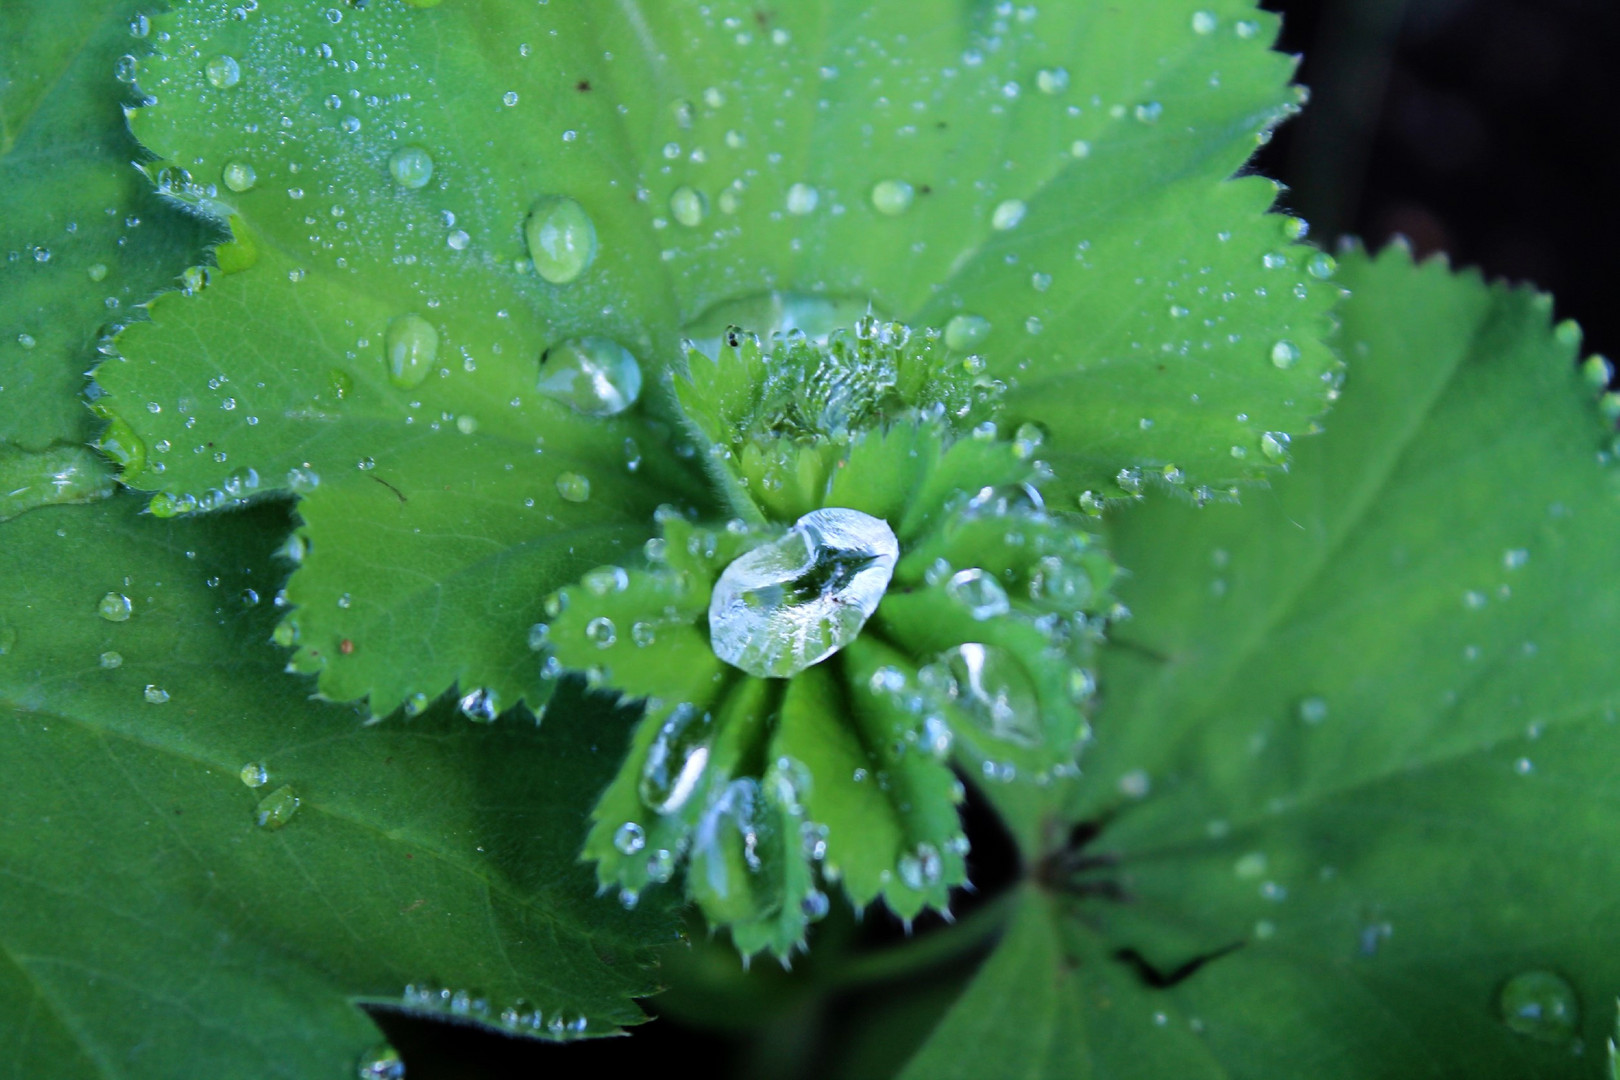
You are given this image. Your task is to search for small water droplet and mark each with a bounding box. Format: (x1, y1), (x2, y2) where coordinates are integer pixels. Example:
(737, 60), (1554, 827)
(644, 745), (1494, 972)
(389, 145), (435, 189)
(1134, 101), (1163, 124)
(1270, 340), (1301, 369)
(240, 762), (269, 788)
(355, 1043), (405, 1080)
(786, 182), (819, 215)
(98, 650), (122, 669)
(205, 55), (241, 89)
(640, 703), (713, 815)
(944, 313), (991, 351)
(1035, 67), (1069, 94)
(254, 785), (300, 829)
(945, 568), (1011, 620)
(143, 684), (170, 704)
(537, 337), (643, 416)
(1260, 431), (1291, 462)
(384, 313), (438, 390)
(584, 616), (617, 648)
(669, 185), (706, 227)
(98, 592), (133, 622)
(458, 688), (500, 722)
(1192, 10), (1218, 34)
(991, 199), (1026, 231)
(555, 471), (591, 503)
(113, 54), (138, 83)
(1297, 696), (1327, 725)
(709, 508), (898, 678)
(524, 196), (597, 284)
(1497, 970), (1579, 1044)
(221, 159), (256, 193)
(613, 821), (647, 855)
(870, 178), (915, 216)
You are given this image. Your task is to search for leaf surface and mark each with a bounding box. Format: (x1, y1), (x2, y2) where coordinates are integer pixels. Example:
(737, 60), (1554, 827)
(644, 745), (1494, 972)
(0, 497), (679, 1079)
(94, 0), (1333, 713)
(901, 246), (1620, 1077)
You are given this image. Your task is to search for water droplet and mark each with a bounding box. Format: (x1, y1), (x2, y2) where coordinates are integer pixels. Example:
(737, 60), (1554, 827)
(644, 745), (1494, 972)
(897, 843), (943, 889)
(1297, 696), (1328, 725)
(555, 471), (591, 503)
(98, 650), (122, 669)
(537, 337), (643, 416)
(205, 55), (241, 89)
(1260, 431), (1291, 462)
(1498, 970), (1579, 1044)
(384, 313), (438, 390)
(254, 785), (300, 829)
(640, 703), (713, 815)
(98, 592), (133, 622)
(113, 54), (138, 83)
(1035, 67), (1069, 95)
(503, 90), (519, 106)
(286, 465), (320, 493)
(458, 688), (500, 722)
(222, 160), (256, 193)
(708, 508), (898, 678)
(1270, 340), (1301, 370)
(944, 313), (991, 351)
(240, 762), (269, 788)
(1192, 10), (1218, 34)
(785, 182), (819, 215)
(1135, 101), (1163, 124)
(613, 821), (646, 855)
(934, 643), (1041, 748)
(870, 178), (915, 216)
(389, 145), (435, 189)
(669, 185), (706, 227)
(945, 568), (1010, 620)
(1234, 19), (1261, 39)
(445, 229), (470, 251)
(1306, 252), (1337, 280)
(356, 1043), (405, 1080)
(991, 199), (1026, 231)
(524, 196), (597, 284)
(585, 616), (617, 648)
(1504, 548), (1530, 570)
(1118, 769), (1151, 798)
(143, 684), (170, 704)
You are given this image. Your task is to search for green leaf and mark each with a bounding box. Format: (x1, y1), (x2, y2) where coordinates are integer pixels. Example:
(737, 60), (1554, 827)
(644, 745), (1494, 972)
(907, 245), (1620, 1077)
(0, 497), (679, 1078)
(94, 0), (1332, 715)
(0, 0), (215, 513)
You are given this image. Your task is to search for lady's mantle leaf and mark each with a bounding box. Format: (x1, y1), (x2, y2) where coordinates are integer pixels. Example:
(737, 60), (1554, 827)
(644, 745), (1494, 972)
(0, 498), (679, 1079)
(900, 246), (1620, 1078)
(96, 0), (1333, 715)
(0, 0), (214, 512)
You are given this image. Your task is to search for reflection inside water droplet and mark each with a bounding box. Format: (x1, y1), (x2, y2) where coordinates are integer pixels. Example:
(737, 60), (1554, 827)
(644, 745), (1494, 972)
(708, 508), (898, 678)
(536, 337), (642, 416)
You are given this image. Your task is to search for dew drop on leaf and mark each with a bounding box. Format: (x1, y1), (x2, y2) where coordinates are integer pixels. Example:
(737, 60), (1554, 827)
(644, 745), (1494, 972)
(990, 199), (1026, 231)
(98, 650), (122, 669)
(143, 684), (170, 704)
(388, 145), (435, 190)
(98, 592), (133, 622)
(555, 472), (591, 502)
(524, 196), (597, 284)
(943, 313), (991, 351)
(613, 821), (646, 855)
(669, 185), (706, 227)
(1497, 970), (1579, 1044)
(945, 568), (1010, 620)
(355, 1043), (405, 1080)
(536, 337), (643, 416)
(870, 178), (915, 216)
(221, 160), (256, 192)
(383, 313), (439, 390)
(1270, 339), (1301, 370)
(204, 54), (241, 89)
(239, 762), (269, 788)
(933, 643), (1042, 748)
(1192, 10), (1218, 34)
(785, 182), (819, 215)
(457, 688), (500, 722)
(584, 616), (616, 648)
(640, 703), (714, 815)
(254, 785), (300, 829)
(708, 508), (898, 678)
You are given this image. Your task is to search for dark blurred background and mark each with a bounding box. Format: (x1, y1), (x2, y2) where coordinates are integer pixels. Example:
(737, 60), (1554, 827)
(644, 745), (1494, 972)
(378, 0), (1620, 1074)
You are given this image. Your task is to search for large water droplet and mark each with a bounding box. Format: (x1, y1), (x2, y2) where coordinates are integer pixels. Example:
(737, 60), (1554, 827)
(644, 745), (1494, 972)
(708, 508), (898, 678)
(384, 313), (438, 390)
(389, 145), (435, 189)
(1270, 340), (1301, 370)
(205, 54), (241, 89)
(640, 703), (714, 815)
(1497, 970), (1579, 1044)
(689, 777), (781, 922)
(254, 785), (300, 829)
(524, 196), (597, 284)
(98, 592), (133, 622)
(555, 471), (591, 503)
(537, 337), (643, 416)
(935, 643), (1042, 748)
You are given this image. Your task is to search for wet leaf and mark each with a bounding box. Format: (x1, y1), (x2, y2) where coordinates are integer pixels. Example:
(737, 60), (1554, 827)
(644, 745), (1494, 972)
(0, 497), (679, 1079)
(94, 0), (1331, 715)
(904, 245), (1620, 1077)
